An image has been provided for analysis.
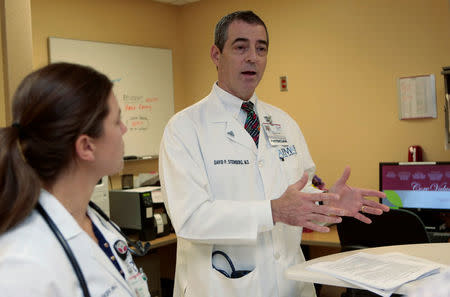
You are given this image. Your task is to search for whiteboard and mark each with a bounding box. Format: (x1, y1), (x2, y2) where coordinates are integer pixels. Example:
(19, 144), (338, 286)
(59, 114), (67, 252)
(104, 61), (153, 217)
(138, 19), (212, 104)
(48, 37), (174, 158)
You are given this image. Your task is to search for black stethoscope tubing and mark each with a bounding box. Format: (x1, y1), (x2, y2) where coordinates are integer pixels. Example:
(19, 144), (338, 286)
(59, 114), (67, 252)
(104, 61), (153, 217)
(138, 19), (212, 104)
(37, 201), (151, 297)
(36, 203), (92, 297)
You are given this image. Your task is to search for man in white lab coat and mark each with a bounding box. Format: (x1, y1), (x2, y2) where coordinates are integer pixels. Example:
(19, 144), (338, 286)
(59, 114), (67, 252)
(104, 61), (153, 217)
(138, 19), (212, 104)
(159, 10), (389, 297)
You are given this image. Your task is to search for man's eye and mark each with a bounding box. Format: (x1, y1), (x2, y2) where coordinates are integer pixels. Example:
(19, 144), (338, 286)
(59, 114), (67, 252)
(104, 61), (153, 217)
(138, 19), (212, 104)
(257, 47), (267, 56)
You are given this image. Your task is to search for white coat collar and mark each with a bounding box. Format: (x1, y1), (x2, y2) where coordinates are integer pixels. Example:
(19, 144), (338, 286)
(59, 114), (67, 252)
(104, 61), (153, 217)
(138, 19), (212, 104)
(38, 190), (83, 240)
(39, 190), (134, 295)
(213, 82), (258, 122)
(207, 83), (258, 122)
(205, 83), (261, 154)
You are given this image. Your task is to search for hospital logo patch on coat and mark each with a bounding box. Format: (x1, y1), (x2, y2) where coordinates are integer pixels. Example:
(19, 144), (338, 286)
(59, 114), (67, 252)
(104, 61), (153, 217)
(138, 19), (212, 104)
(278, 145), (297, 161)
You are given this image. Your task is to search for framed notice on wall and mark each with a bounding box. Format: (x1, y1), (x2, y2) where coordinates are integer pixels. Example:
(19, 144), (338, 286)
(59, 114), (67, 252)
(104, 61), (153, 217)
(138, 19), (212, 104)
(397, 74), (437, 119)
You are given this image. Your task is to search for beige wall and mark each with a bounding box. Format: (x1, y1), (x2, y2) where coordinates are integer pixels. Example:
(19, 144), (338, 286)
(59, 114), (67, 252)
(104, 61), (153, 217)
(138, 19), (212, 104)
(0, 3), (5, 127)
(0, 0), (33, 126)
(178, 0), (450, 189)
(31, 0), (183, 186)
(25, 0), (450, 190)
(31, 0), (184, 111)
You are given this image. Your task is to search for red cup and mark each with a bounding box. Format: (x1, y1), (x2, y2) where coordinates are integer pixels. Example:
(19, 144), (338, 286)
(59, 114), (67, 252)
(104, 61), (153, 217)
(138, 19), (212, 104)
(408, 145), (423, 162)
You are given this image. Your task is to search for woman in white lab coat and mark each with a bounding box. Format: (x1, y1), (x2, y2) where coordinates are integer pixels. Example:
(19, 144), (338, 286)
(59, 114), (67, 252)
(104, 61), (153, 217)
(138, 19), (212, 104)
(0, 63), (150, 297)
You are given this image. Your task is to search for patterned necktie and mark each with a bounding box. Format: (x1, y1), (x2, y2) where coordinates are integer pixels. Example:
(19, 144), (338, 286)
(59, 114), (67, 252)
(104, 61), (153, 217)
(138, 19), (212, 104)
(241, 101), (260, 147)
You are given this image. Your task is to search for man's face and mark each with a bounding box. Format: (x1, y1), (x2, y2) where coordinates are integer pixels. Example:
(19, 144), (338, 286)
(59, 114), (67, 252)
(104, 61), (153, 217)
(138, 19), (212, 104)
(211, 20), (268, 101)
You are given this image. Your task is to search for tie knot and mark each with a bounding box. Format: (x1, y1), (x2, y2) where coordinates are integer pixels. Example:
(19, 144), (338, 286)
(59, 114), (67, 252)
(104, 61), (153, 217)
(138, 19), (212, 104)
(241, 101), (254, 113)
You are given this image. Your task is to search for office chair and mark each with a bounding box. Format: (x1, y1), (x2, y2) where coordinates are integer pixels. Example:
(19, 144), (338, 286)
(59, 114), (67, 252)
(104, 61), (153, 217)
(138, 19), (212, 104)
(337, 208), (430, 297)
(338, 208), (429, 251)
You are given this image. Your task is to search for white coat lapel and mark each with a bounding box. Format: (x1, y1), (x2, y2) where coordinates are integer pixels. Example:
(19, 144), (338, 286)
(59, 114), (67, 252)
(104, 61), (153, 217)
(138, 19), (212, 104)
(86, 209), (135, 295)
(225, 120), (258, 153)
(84, 238), (133, 295)
(205, 92), (258, 154)
(38, 190), (81, 240)
(39, 191), (134, 296)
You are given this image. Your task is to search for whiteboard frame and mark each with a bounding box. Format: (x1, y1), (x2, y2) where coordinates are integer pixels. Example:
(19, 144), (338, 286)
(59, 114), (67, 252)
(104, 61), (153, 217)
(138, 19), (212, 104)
(48, 37), (174, 158)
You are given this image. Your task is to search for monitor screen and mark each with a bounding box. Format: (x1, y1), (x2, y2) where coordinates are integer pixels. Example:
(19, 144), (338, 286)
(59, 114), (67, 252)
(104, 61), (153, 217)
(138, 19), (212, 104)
(379, 162), (450, 211)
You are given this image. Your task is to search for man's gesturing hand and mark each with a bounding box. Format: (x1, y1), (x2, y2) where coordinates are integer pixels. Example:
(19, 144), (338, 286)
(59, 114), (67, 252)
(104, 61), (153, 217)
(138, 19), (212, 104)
(271, 173), (347, 232)
(328, 166), (390, 224)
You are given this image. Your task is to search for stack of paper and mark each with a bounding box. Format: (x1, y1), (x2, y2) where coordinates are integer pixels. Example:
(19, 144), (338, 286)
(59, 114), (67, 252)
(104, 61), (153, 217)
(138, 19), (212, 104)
(307, 252), (443, 297)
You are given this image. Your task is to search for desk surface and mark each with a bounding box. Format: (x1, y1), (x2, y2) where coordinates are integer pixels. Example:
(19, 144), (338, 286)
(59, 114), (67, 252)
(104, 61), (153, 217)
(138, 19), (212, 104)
(128, 232), (177, 250)
(301, 224), (340, 247)
(147, 225), (339, 250)
(143, 225), (339, 249)
(149, 233), (177, 249)
(286, 243), (450, 294)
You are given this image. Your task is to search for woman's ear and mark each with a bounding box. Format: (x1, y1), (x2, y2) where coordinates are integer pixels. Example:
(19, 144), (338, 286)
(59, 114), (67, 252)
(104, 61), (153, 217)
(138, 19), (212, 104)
(75, 135), (95, 161)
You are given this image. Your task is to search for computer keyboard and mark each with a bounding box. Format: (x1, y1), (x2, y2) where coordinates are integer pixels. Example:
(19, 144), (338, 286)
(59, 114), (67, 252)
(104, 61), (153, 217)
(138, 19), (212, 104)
(427, 231), (450, 243)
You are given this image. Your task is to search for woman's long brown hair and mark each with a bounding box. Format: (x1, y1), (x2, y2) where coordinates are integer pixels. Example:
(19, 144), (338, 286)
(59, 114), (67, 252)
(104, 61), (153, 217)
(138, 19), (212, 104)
(0, 62), (112, 233)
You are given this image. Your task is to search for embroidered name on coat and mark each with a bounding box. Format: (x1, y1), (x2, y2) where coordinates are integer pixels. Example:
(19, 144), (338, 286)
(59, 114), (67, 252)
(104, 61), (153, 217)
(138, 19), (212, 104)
(214, 159), (250, 165)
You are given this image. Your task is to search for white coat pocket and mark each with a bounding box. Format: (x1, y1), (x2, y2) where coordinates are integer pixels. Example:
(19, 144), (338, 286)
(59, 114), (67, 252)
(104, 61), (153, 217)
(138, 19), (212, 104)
(276, 144), (300, 181)
(210, 266), (261, 297)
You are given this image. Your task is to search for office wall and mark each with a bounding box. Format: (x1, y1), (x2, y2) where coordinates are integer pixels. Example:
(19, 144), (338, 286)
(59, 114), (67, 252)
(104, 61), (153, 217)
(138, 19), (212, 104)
(0, 0), (33, 127)
(0, 4), (5, 127)
(31, 0), (184, 110)
(31, 0), (184, 184)
(178, 0), (450, 190)
(29, 0), (450, 191)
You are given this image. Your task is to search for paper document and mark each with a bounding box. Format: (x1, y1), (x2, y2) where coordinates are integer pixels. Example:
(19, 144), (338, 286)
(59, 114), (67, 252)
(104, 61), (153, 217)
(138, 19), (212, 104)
(307, 252), (444, 297)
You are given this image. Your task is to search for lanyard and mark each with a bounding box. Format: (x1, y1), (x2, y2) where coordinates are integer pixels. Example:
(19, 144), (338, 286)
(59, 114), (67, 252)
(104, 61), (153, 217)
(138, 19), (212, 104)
(37, 201), (152, 297)
(88, 201), (151, 257)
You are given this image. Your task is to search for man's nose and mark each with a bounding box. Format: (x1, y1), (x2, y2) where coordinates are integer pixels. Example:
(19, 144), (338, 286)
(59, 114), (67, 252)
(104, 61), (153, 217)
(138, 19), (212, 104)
(245, 47), (258, 63)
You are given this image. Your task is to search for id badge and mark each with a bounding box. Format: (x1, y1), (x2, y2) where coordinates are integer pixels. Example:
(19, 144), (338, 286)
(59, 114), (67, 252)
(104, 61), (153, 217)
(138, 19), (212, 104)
(127, 268), (151, 297)
(262, 122), (287, 146)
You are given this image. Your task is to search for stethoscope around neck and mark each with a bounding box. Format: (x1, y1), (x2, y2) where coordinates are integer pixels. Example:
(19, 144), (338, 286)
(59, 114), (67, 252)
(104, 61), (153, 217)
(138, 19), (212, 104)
(36, 201), (151, 297)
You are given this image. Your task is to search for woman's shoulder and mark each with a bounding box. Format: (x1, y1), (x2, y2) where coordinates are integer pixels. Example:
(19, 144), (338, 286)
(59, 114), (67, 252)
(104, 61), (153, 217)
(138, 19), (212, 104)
(0, 210), (60, 260)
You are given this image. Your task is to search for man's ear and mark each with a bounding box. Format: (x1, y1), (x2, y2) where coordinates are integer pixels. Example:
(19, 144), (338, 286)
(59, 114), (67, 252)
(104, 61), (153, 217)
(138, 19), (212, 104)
(210, 45), (221, 68)
(75, 135), (95, 162)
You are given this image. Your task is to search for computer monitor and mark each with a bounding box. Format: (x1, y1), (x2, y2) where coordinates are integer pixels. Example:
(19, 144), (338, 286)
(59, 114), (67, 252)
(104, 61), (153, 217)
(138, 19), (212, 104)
(379, 162), (450, 230)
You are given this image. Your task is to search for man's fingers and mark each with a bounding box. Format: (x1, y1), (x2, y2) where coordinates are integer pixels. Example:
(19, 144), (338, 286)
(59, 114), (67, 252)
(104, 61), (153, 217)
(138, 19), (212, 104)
(360, 188), (387, 198)
(310, 202), (347, 217)
(360, 206), (383, 215)
(319, 205), (347, 217)
(314, 192), (339, 203)
(363, 199), (390, 212)
(292, 173), (309, 190)
(335, 166), (351, 187)
(353, 212), (372, 224)
(302, 222), (330, 233)
(308, 213), (343, 224)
